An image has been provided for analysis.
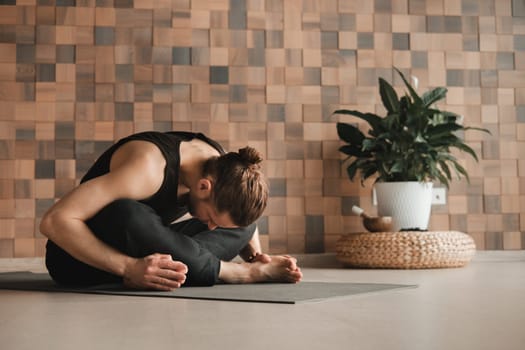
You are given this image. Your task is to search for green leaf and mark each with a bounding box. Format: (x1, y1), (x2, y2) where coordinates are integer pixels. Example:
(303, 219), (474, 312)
(464, 126), (491, 135)
(379, 78), (400, 114)
(362, 138), (378, 151)
(454, 142), (479, 162)
(435, 172), (450, 188)
(333, 110), (383, 130)
(362, 165), (378, 180)
(346, 160), (360, 181)
(394, 67), (422, 105)
(336, 122), (365, 144)
(339, 145), (370, 158)
(414, 134), (427, 143)
(428, 131), (461, 145)
(389, 161), (403, 174)
(421, 87), (447, 107)
(451, 160), (470, 182)
(427, 123), (464, 140)
(438, 160), (452, 180)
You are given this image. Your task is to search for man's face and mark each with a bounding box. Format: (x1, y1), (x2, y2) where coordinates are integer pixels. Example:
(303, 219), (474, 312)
(187, 192), (238, 230)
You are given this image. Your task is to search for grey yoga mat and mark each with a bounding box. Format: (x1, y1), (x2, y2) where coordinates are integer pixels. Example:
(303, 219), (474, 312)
(0, 272), (416, 304)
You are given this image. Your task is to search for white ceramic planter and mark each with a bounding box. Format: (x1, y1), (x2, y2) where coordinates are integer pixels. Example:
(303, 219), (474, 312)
(375, 181), (433, 231)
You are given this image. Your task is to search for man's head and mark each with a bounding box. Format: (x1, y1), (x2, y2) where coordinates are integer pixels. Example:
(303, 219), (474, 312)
(188, 146), (269, 229)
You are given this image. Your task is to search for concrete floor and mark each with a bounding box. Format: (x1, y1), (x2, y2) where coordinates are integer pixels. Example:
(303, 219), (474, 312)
(0, 251), (524, 350)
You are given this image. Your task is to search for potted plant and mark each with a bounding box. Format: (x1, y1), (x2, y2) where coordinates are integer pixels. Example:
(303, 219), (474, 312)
(335, 68), (489, 231)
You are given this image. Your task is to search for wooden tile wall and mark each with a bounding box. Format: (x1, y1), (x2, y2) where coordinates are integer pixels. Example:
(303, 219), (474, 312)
(0, 0), (524, 257)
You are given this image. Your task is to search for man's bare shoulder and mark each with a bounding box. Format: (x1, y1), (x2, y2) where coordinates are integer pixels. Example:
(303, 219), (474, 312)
(179, 137), (221, 162)
(110, 140), (167, 172)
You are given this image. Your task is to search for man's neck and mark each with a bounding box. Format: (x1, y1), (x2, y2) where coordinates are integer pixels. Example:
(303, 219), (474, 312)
(178, 139), (219, 188)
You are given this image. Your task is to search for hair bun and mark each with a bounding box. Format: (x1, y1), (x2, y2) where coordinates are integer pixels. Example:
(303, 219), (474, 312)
(238, 146), (263, 169)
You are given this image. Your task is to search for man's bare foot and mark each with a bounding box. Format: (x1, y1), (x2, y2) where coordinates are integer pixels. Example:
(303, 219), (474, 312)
(250, 255), (302, 283)
(219, 255), (302, 284)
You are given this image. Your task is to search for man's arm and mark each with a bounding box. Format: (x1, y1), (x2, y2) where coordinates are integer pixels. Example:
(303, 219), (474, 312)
(238, 227), (271, 263)
(40, 141), (187, 290)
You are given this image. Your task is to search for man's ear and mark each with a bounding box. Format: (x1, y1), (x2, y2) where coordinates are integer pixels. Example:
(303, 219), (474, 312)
(196, 178), (213, 199)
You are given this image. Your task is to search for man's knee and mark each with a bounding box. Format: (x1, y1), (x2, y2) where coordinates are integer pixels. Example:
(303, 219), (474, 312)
(104, 199), (151, 216)
(88, 199), (155, 233)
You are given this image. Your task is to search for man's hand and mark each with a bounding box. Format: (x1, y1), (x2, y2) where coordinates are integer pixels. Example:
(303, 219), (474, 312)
(123, 253), (188, 291)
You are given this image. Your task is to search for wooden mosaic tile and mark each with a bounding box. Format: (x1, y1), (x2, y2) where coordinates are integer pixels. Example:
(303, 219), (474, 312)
(484, 231), (503, 249)
(502, 231), (521, 250)
(305, 215), (324, 253)
(13, 237), (35, 257)
(150, 103), (169, 121)
(35, 44), (55, 64)
(14, 216), (35, 238)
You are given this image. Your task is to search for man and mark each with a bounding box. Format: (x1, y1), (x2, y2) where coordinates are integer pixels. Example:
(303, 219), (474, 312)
(40, 131), (302, 290)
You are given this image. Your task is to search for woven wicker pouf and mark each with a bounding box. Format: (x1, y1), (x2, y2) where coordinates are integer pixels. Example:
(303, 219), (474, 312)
(336, 231), (476, 269)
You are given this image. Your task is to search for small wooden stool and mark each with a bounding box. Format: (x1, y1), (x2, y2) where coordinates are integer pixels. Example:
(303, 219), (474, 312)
(336, 231), (476, 269)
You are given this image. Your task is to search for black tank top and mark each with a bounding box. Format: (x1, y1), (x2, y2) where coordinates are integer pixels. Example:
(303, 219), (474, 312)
(81, 131), (225, 225)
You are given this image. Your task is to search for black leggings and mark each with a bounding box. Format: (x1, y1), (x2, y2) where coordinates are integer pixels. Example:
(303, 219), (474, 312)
(45, 199), (255, 287)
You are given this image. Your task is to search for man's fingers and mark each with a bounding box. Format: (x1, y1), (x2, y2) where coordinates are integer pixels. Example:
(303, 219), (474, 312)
(157, 254), (173, 260)
(159, 269), (186, 284)
(148, 281), (179, 291)
(152, 261), (187, 284)
(148, 253), (175, 261)
(155, 277), (182, 290)
(145, 275), (184, 290)
(137, 253), (188, 290)
(146, 253), (188, 272)
(158, 259), (188, 273)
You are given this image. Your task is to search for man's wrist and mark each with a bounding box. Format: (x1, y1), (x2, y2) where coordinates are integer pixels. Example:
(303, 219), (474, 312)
(121, 256), (138, 277)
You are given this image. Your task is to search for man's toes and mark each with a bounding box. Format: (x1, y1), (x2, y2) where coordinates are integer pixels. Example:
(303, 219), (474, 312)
(285, 258), (298, 270)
